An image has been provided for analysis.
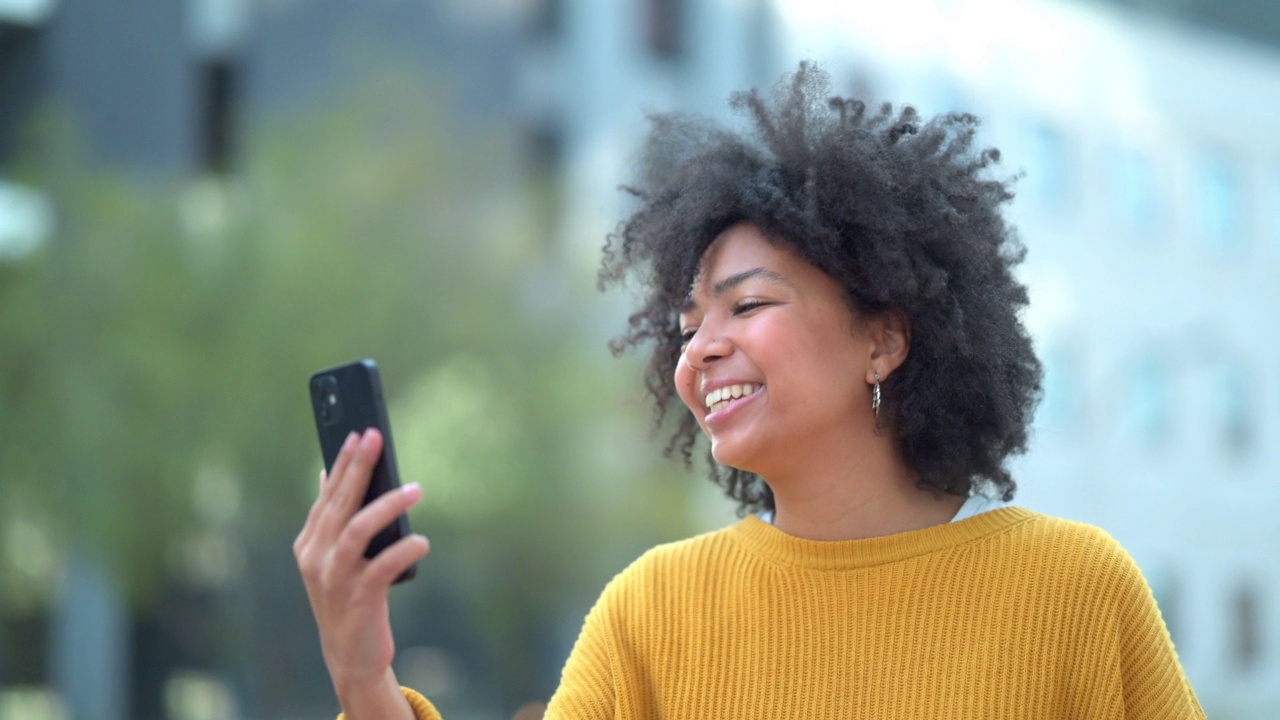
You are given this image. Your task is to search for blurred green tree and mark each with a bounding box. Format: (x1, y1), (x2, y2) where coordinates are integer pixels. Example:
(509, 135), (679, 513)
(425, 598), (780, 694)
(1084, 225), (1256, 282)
(0, 71), (506, 604)
(0, 68), (700, 717)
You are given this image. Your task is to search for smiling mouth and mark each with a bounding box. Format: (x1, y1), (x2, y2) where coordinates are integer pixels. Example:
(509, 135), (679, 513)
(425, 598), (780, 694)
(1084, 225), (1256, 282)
(704, 383), (762, 414)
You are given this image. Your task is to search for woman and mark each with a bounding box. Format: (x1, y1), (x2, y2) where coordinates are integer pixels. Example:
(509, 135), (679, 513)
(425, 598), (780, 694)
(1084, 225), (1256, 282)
(294, 63), (1204, 719)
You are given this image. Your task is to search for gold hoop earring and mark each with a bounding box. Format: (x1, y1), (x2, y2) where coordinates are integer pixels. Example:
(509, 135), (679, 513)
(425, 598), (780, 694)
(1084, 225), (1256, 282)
(872, 372), (881, 420)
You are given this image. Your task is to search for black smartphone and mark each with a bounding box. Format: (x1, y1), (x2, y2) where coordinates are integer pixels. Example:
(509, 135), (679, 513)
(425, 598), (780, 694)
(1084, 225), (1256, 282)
(309, 359), (416, 583)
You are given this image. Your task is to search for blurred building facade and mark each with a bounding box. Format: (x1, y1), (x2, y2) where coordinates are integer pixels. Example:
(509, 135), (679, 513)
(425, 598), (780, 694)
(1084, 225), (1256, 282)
(1, 2), (253, 716)
(522, 0), (1280, 717)
(0, 1), (530, 719)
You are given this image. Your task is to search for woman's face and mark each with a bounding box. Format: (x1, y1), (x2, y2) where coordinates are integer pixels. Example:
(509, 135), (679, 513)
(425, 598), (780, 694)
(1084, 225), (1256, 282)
(675, 223), (880, 479)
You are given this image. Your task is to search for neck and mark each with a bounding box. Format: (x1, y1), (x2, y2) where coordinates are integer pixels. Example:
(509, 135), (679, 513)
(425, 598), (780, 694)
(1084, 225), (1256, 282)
(762, 435), (965, 542)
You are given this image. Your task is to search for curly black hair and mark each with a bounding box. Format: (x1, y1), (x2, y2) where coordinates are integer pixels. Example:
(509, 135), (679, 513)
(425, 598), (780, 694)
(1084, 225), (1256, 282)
(599, 62), (1042, 514)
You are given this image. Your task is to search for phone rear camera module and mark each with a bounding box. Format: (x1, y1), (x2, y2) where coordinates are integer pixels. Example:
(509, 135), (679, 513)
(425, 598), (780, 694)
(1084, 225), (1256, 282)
(312, 375), (341, 425)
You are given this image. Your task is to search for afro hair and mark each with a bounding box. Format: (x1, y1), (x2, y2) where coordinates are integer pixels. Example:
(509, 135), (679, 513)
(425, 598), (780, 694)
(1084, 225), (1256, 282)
(599, 62), (1043, 513)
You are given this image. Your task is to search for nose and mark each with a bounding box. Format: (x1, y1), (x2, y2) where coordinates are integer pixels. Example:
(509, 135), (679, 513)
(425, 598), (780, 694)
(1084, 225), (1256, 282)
(683, 327), (732, 370)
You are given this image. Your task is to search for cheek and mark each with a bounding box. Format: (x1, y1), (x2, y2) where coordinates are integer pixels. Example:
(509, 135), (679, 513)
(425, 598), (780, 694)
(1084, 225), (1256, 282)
(756, 314), (861, 399)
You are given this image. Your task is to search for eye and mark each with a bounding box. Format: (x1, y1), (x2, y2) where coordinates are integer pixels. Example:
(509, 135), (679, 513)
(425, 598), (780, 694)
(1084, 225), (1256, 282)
(679, 327), (698, 346)
(732, 299), (770, 315)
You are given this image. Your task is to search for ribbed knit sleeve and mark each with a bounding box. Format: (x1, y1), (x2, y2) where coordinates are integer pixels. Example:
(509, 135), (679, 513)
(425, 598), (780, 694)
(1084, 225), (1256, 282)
(399, 687), (443, 720)
(333, 686), (441, 720)
(542, 578), (620, 719)
(1107, 540), (1206, 718)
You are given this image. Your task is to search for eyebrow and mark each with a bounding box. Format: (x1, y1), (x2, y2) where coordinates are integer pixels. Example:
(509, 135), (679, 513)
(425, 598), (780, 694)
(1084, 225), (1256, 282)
(681, 267), (793, 312)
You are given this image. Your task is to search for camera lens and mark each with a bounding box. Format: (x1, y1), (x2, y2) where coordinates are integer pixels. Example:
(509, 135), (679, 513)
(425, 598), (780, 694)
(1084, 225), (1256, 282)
(313, 375), (340, 424)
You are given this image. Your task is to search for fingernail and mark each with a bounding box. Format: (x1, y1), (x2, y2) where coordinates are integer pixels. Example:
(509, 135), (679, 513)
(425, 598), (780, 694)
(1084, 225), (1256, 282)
(342, 432), (357, 449)
(402, 482), (421, 496)
(360, 430), (378, 449)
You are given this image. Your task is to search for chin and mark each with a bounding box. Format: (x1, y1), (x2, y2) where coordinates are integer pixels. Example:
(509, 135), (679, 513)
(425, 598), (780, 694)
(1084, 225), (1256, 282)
(709, 439), (762, 476)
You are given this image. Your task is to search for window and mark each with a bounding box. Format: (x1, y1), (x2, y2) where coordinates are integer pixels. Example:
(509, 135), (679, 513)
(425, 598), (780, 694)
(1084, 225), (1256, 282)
(1270, 170), (1280, 260)
(1232, 581), (1261, 671)
(0, 17), (45, 168)
(530, 0), (563, 39)
(1197, 152), (1245, 252)
(187, 0), (246, 175)
(524, 121), (564, 246)
(1123, 353), (1170, 448)
(1210, 360), (1253, 459)
(1110, 145), (1157, 240)
(745, 0), (777, 86)
(645, 0), (682, 60)
(0, 10), (52, 261)
(197, 60), (237, 175)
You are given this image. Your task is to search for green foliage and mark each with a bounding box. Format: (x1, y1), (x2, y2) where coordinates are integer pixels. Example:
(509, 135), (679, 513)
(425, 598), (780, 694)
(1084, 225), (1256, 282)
(0, 67), (703, 712)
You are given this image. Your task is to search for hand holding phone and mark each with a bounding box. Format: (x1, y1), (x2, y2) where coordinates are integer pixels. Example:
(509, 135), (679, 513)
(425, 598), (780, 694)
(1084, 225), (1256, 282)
(309, 359), (416, 582)
(294, 360), (429, 718)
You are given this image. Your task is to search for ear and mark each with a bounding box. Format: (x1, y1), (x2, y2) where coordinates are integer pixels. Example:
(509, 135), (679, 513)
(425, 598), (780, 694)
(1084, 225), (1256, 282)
(866, 311), (910, 383)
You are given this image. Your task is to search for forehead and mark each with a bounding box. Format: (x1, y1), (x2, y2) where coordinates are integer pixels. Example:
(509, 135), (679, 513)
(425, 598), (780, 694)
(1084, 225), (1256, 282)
(681, 222), (858, 318)
(696, 224), (783, 274)
(689, 223), (805, 293)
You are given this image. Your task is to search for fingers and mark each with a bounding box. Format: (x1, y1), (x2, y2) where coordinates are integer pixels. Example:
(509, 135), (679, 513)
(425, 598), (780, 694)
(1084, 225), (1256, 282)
(310, 429), (382, 543)
(334, 482), (423, 567)
(334, 429), (382, 514)
(301, 432), (357, 545)
(322, 431), (362, 503)
(296, 428), (428, 589)
(297, 434), (353, 544)
(365, 533), (430, 586)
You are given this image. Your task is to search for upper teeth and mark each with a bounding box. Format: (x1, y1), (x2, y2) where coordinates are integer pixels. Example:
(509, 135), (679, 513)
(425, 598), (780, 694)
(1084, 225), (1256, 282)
(704, 384), (760, 410)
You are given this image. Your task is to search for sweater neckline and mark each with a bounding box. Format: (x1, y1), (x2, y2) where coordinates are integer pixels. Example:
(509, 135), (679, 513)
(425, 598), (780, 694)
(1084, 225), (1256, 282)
(729, 506), (1036, 571)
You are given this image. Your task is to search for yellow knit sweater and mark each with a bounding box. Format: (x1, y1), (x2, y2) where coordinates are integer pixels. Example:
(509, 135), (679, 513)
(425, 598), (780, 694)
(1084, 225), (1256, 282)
(377, 507), (1204, 719)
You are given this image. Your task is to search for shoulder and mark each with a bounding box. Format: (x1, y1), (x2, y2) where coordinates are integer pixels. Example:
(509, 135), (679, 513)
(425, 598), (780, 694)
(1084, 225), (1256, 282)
(622, 521), (742, 577)
(998, 509), (1153, 604)
(1014, 511), (1137, 563)
(1006, 510), (1123, 551)
(594, 521), (744, 606)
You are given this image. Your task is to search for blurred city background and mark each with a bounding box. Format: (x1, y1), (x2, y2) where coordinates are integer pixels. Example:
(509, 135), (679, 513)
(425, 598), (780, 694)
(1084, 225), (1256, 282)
(1, 0), (1277, 718)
